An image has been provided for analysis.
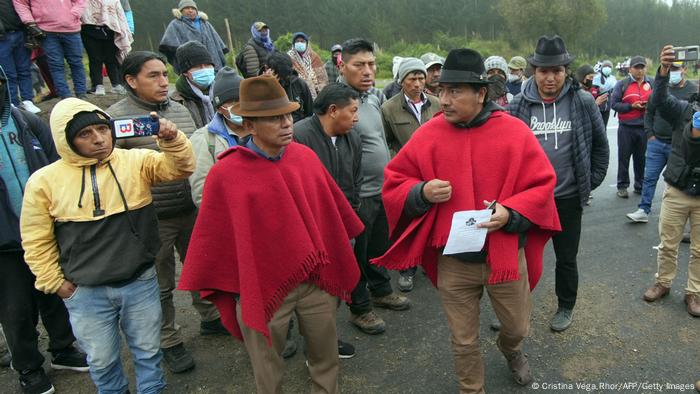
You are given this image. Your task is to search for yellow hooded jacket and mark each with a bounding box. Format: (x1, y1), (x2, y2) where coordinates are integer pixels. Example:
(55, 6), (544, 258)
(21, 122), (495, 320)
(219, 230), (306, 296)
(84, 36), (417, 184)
(20, 99), (195, 293)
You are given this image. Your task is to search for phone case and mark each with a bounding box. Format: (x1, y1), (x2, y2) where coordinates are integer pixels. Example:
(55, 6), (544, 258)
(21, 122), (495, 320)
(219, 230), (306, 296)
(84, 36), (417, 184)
(112, 117), (160, 139)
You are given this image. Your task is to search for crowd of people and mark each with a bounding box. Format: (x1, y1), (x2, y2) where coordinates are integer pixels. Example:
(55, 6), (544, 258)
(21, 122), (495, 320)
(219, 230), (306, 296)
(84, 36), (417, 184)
(1, 1), (700, 394)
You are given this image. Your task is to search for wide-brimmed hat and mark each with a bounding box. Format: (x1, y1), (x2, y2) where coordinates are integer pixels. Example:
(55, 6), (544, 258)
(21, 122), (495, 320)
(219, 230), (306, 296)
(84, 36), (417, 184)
(438, 48), (491, 84)
(232, 76), (300, 117)
(528, 35), (574, 67)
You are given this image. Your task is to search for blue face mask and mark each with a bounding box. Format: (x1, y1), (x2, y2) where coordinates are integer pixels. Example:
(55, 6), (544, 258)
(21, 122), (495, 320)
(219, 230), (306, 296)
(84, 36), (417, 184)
(222, 104), (243, 126)
(227, 113), (243, 126)
(294, 42), (307, 53)
(602, 66), (612, 77)
(670, 71), (682, 86)
(191, 68), (215, 88)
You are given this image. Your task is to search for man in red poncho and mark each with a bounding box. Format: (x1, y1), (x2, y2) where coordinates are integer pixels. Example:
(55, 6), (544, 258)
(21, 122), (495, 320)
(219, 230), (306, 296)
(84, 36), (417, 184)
(372, 48), (561, 393)
(178, 75), (363, 394)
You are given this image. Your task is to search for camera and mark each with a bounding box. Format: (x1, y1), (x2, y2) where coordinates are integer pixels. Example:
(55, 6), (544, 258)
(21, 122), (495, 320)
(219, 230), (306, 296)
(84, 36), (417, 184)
(673, 46), (699, 62)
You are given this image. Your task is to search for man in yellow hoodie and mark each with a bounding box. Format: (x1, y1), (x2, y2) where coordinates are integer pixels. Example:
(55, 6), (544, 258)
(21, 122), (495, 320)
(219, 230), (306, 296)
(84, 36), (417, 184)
(20, 98), (195, 394)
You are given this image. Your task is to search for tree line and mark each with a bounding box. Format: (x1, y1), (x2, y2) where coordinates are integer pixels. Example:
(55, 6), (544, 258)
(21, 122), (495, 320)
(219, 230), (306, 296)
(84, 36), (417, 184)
(131, 0), (700, 61)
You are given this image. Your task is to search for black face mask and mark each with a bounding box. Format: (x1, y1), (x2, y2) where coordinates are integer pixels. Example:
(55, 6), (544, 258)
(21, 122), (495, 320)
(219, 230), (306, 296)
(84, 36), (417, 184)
(583, 79), (593, 88)
(487, 75), (506, 99)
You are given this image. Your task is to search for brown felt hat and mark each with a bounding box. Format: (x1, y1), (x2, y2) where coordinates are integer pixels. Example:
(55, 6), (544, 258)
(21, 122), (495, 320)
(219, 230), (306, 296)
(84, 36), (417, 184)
(231, 76), (300, 117)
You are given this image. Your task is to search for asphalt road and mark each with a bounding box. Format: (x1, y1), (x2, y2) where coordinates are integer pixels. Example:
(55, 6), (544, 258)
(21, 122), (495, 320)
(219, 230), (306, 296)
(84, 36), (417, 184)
(2, 114), (699, 394)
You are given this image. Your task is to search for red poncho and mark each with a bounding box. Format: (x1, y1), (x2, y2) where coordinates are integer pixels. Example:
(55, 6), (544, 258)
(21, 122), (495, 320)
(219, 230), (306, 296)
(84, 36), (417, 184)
(179, 143), (364, 341)
(372, 111), (561, 289)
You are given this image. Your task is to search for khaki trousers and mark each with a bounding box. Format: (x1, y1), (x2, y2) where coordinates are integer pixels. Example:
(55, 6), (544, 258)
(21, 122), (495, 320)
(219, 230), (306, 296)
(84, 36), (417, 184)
(656, 185), (700, 294)
(237, 283), (339, 394)
(438, 250), (531, 394)
(156, 210), (220, 349)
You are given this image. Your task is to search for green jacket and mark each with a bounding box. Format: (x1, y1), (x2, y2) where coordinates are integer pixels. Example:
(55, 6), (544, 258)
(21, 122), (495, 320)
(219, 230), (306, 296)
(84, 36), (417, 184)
(381, 92), (439, 153)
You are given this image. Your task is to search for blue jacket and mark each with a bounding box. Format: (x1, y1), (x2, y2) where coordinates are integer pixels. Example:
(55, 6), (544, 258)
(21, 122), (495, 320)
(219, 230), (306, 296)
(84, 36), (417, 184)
(0, 106), (58, 251)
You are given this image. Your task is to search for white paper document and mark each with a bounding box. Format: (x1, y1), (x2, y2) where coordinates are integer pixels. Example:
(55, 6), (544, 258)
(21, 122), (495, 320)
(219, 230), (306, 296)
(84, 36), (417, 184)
(442, 209), (493, 255)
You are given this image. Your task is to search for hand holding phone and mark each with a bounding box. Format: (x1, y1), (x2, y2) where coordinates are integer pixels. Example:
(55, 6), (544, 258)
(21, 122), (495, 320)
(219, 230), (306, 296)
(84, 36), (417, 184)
(156, 114), (178, 142)
(112, 114), (160, 139)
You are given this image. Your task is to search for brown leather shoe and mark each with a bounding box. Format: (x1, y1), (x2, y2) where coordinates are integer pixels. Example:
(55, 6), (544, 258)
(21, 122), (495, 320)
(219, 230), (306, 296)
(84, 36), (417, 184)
(643, 284), (670, 302)
(685, 294), (700, 317)
(503, 351), (533, 386)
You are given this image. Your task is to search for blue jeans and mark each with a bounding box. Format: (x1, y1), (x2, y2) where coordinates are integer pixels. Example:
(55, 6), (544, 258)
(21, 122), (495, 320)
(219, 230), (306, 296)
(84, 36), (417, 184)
(63, 267), (165, 394)
(0, 30), (33, 105)
(639, 138), (672, 213)
(41, 32), (87, 98)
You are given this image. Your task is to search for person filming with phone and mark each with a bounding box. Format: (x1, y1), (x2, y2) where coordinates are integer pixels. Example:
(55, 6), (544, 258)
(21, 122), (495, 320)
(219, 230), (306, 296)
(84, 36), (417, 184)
(641, 44), (700, 318)
(611, 55), (654, 198)
(20, 97), (195, 393)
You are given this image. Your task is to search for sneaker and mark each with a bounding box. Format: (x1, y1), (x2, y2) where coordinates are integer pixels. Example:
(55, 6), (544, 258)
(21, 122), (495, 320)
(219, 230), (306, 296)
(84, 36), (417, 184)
(397, 273), (414, 292)
(372, 293), (410, 311)
(19, 369), (55, 394)
(161, 343), (195, 373)
(349, 311), (386, 335)
(0, 348), (11, 368)
(617, 189), (629, 198)
(20, 100), (41, 114)
(50, 346), (89, 372)
(94, 85), (105, 96)
(550, 307), (573, 332)
(200, 318), (230, 336)
(626, 209), (649, 223)
(112, 85), (126, 95)
(337, 340), (355, 359)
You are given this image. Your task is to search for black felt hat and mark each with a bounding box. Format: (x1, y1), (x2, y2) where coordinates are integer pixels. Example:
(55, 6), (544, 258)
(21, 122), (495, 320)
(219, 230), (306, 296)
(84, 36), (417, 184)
(438, 48), (491, 84)
(528, 35), (574, 67)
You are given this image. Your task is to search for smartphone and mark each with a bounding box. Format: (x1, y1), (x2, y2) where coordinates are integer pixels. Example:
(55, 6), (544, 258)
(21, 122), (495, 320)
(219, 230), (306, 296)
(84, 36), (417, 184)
(112, 116), (160, 139)
(672, 46), (699, 62)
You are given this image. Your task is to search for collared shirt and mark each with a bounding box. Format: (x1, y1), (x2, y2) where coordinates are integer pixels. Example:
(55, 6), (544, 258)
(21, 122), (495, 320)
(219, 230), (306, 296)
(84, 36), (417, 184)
(245, 137), (284, 161)
(404, 93), (428, 123)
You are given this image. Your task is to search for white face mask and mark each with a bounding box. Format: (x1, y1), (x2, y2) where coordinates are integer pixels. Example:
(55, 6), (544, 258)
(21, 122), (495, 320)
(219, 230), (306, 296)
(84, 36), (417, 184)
(670, 71), (683, 86)
(294, 42), (307, 53)
(507, 73), (521, 83)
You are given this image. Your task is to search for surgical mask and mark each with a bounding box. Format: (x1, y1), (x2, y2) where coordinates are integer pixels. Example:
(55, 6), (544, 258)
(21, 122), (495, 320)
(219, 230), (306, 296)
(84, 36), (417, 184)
(507, 73), (520, 83)
(227, 113), (243, 126)
(487, 74), (507, 99)
(222, 105), (243, 126)
(191, 68), (215, 88)
(602, 66), (612, 77)
(294, 42), (307, 53)
(670, 71), (682, 86)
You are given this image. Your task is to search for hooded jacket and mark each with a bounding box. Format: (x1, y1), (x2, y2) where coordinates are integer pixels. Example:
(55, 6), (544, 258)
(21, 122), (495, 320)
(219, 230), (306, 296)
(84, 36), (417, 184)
(0, 67), (58, 252)
(509, 77), (609, 206)
(158, 9), (227, 73)
(20, 99), (195, 293)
